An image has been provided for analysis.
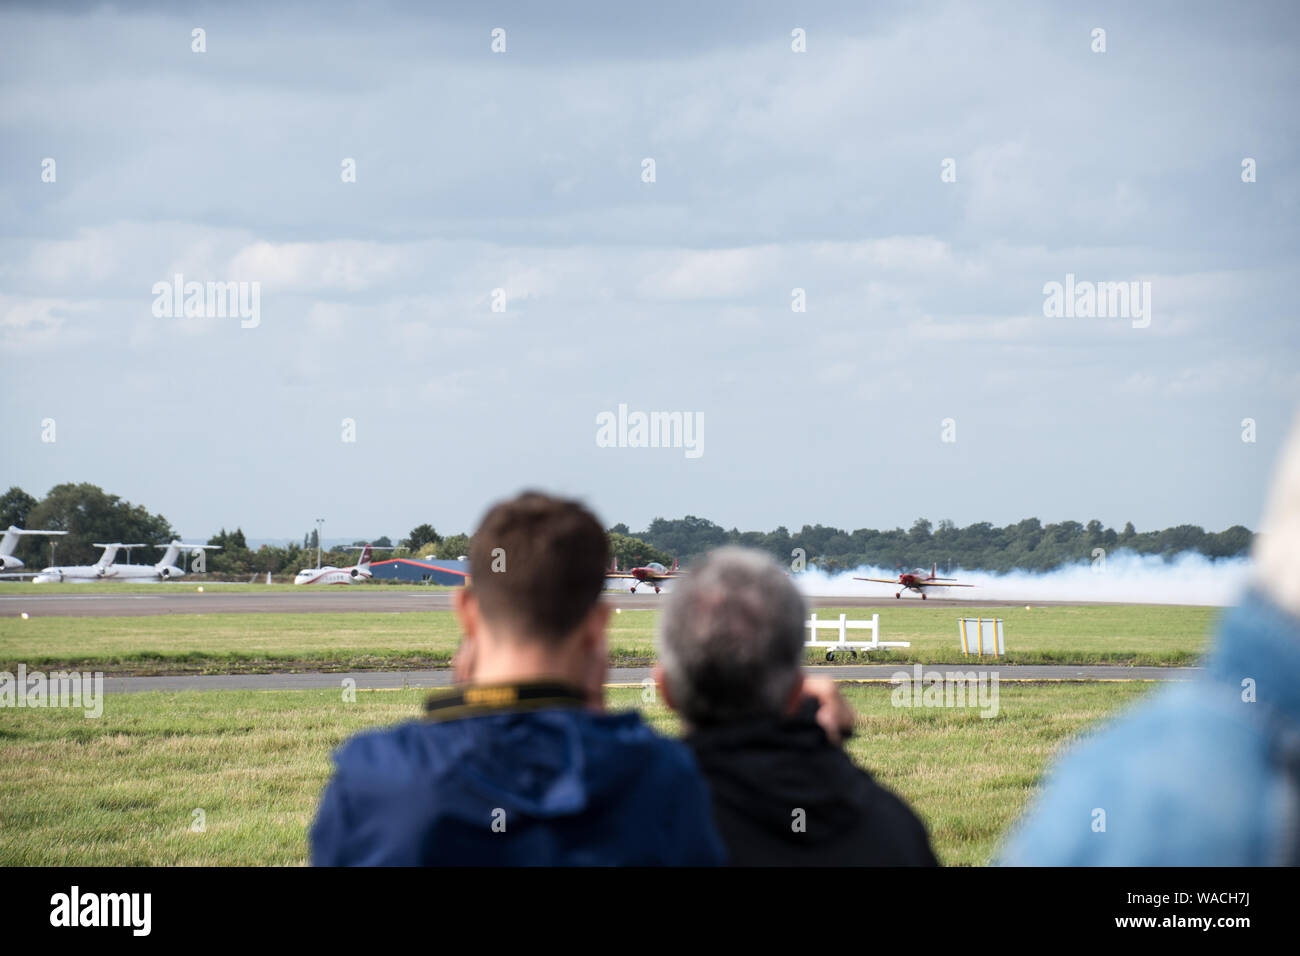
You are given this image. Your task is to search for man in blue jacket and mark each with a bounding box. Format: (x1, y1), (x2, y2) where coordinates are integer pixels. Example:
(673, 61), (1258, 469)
(310, 491), (725, 866)
(1000, 416), (1300, 866)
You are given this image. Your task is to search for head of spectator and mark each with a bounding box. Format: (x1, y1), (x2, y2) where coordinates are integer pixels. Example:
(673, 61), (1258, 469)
(1252, 415), (1300, 619)
(454, 490), (611, 706)
(653, 546), (938, 866)
(655, 546), (807, 728)
(312, 489), (727, 866)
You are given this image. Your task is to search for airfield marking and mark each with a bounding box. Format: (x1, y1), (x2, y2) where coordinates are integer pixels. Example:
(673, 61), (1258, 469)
(99, 664), (1202, 694)
(0, 589), (1173, 617)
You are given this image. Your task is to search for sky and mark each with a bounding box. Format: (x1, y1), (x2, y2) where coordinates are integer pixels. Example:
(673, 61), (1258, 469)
(2, 0), (1298, 542)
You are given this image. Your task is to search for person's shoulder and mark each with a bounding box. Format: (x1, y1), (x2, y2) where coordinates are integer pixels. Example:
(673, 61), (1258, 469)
(330, 718), (459, 784)
(1051, 680), (1273, 784)
(1000, 681), (1281, 865)
(835, 752), (938, 864)
(584, 709), (702, 776)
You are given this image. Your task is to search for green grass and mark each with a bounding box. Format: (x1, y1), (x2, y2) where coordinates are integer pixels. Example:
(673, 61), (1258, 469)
(0, 681), (1158, 866)
(806, 604), (1218, 665)
(0, 604), (1219, 674)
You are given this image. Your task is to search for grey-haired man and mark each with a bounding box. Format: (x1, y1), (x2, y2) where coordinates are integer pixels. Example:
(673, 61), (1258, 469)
(655, 546), (938, 866)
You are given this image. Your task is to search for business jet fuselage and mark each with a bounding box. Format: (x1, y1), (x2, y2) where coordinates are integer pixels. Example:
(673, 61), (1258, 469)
(32, 542), (218, 583)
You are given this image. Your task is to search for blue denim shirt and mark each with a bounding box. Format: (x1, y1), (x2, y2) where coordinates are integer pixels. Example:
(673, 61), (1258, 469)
(1000, 591), (1300, 866)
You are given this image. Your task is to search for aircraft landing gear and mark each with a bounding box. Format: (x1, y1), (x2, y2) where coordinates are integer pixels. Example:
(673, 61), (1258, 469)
(653, 586), (661, 594)
(629, 586), (637, 594)
(895, 592), (901, 599)
(922, 593), (927, 600)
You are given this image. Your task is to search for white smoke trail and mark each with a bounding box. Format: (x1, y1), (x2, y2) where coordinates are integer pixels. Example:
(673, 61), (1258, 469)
(794, 550), (1253, 606)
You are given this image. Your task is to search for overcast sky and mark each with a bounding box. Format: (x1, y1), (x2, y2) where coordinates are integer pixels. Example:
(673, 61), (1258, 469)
(2, 0), (1297, 541)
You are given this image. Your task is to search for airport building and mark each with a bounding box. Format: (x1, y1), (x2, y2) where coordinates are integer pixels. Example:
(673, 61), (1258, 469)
(368, 557), (470, 586)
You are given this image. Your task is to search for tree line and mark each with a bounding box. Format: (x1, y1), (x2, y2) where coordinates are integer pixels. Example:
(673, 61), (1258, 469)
(0, 484), (1252, 578)
(624, 515), (1253, 573)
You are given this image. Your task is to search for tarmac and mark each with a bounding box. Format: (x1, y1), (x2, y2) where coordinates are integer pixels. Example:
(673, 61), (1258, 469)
(0, 589), (1126, 617)
(100, 664), (1199, 694)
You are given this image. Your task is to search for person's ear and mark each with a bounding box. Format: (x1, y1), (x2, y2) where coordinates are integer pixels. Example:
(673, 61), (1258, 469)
(577, 602), (610, 655)
(452, 588), (480, 684)
(454, 587), (478, 637)
(653, 663), (675, 712)
(578, 604), (610, 710)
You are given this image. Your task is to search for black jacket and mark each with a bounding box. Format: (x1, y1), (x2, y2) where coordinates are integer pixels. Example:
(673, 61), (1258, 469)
(686, 699), (939, 866)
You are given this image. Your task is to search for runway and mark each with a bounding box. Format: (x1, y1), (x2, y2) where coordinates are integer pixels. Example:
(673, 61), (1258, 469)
(0, 589), (1130, 618)
(102, 664), (1199, 694)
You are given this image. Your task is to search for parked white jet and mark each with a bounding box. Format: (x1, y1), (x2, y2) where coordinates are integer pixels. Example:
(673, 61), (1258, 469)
(29, 541), (136, 582)
(294, 544), (392, 585)
(32, 542), (220, 583)
(0, 525), (69, 576)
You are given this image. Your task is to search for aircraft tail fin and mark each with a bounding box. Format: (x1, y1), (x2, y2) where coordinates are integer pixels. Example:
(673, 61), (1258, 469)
(2, 526), (68, 558)
(156, 543), (183, 569)
(91, 542), (142, 567)
(671, 558), (679, 572)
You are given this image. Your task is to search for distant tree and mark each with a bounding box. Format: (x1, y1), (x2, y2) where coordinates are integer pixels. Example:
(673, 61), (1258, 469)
(608, 532), (672, 569)
(402, 524), (441, 551)
(436, 533), (471, 560)
(207, 528), (253, 575)
(0, 487), (37, 529)
(1206, 525), (1252, 558)
(23, 483), (174, 567)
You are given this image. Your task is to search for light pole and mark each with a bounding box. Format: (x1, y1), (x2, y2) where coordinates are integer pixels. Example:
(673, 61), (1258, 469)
(315, 518), (325, 569)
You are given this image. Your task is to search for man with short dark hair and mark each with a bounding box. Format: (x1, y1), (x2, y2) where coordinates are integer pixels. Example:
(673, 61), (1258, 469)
(656, 546), (938, 866)
(311, 491), (725, 866)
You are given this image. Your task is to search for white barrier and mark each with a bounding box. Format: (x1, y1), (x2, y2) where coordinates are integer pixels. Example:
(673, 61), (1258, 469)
(805, 613), (910, 658)
(959, 618), (1005, 656)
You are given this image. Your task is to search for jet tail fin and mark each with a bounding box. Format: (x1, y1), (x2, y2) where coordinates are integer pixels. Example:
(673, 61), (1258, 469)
(2, 526), (68, 557)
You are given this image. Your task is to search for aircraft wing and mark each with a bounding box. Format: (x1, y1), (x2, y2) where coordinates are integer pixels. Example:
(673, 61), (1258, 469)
(854, 577), (899, 584)
(923, 582), (976, 587)
(604, 572), (636, 579)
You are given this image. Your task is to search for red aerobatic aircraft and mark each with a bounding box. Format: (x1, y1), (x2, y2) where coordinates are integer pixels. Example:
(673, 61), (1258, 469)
(855, 563), (975, 599)
(606, 557), (683, 594)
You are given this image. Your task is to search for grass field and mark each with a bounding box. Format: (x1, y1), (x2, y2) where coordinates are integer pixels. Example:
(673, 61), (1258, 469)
(0, 603), (1220, 674)
(0, 681), (1160, 866)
